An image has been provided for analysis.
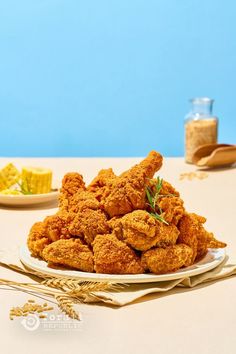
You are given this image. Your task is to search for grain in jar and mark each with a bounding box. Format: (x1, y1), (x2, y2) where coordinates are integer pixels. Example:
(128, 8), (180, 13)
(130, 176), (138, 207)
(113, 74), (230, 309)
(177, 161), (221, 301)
(185, 98), (218, 163)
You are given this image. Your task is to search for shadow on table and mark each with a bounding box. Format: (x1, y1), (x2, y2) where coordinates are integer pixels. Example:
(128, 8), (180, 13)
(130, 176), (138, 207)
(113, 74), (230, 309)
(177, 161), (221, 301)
(196, 164), (236, 172)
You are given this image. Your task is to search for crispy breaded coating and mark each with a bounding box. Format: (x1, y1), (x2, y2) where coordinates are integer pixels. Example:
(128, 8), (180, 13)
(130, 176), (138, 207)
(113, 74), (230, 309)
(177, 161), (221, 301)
(69, 208), (110, 244)
(161, 180), (180, 196)
(107, 216), (123, 240)
(141, 244), (193, 274)
(108, 212), (180, 251)
(27, 222), (51, 258)
(88, 168), (117, 201)
(103, 151), (163, 217)
(155, 223), (180, 248)
(158, 196), (185, 225)
(178, 214), (199, 263)
(178, 213), (227, 262)
(64, 190), (110, 244)
(68, 190), (100, 214)
(150, 179), (180, 197)
(44, 213), (72, 242)
(119, 210), (159, 251)
(59, 172), (86, 210)
(42, 239), (94, 272)
(92, 234), (144, 274)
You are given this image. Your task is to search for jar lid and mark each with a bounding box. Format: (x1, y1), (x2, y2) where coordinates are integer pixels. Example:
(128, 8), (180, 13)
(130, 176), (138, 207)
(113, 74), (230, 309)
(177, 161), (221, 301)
(190, 97), (214, 104)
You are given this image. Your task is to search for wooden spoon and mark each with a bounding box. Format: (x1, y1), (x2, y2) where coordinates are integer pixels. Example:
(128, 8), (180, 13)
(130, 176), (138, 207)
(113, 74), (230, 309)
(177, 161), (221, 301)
(192, 143), (236, 167)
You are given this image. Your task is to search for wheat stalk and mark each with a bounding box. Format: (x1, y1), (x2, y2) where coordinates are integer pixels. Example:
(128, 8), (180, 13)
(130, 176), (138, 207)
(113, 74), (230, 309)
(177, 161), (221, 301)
(42, 278), (123, 299)
(55, 295), (80, 320)
(41, 277), (81, 291)
(0, 277), (125, 320)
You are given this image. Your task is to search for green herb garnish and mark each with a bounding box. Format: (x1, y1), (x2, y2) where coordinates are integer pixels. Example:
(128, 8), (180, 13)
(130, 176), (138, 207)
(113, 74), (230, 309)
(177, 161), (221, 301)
(16, 181), (33, 195)
(145, 177), (169, 225)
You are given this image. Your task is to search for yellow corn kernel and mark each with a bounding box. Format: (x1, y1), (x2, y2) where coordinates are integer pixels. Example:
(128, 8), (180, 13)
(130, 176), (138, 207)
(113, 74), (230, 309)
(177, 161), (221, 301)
(0, 163), (20, 191)
(21, 167), (52, 194)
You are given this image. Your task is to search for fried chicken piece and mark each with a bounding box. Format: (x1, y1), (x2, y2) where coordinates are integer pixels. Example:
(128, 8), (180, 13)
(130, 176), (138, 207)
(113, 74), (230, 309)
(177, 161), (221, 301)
(87, 168), (117, 201)
(27, 222), (51, 258)
(193, 214), (226, 258)
(68, 190), (100, 214)
(27, 211), (75, 257)
(155, 223), (180, 248)
(107, 216), (123, 240)
(59, 172), (86, 211)
(42, 239), (94, 272)
(141, 244), (193, 274)
(69, 208), (110, 244)
(44, 212), (72, 242)
(177, 214), (198, 263)
(63, 189), (110, 244)
(178, 213), (227, 262)
(150, 179), (180, 197)
(108, 211), (179, 251)
(102, 151), (163, 217)
(161, 180), (180, 196)
(158, 196), (185, 225)
(92, 234), (144, 274)
(118, 210), (159, 251)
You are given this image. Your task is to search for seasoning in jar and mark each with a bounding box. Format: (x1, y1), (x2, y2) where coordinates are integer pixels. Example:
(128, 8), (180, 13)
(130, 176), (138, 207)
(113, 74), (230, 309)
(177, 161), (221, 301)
(184, 97), (218, 163)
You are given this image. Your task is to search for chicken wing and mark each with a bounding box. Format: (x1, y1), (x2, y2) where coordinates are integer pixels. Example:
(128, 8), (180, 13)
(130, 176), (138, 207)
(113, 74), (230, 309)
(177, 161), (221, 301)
(42, 238), (94, 272)
(92, 234), (144, 274)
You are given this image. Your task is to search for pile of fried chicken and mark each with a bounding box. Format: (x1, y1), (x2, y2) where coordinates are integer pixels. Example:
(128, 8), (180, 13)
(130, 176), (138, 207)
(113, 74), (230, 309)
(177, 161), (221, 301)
(27, 151), (227, 275)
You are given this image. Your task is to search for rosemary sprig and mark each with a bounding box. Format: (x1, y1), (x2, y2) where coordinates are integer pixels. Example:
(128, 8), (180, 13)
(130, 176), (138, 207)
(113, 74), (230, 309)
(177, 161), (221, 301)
(145, 177), (169, 225)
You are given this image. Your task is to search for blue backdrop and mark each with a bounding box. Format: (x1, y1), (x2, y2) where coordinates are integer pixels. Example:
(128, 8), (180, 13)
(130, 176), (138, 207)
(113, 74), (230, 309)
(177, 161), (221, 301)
(0, 0), (235, 157)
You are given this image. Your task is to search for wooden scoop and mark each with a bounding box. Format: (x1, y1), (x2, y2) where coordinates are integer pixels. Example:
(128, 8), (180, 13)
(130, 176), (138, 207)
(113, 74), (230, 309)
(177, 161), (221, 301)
(192, 144), (236, 168)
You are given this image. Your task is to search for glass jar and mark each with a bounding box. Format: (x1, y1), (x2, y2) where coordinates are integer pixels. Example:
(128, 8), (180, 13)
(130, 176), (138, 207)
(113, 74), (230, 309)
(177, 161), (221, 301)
(184, 97), (218, 163)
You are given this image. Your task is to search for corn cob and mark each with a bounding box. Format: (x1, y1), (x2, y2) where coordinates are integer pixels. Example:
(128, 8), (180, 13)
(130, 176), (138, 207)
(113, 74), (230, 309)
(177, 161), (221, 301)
(0, 163), (21, 191)
(21, 167), (52, 194)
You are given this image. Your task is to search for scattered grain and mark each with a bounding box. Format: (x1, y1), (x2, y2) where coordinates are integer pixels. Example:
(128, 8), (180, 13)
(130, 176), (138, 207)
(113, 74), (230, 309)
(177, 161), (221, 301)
(9, 300), (54, 320)
(179, 171), (209, 181)
(39, 314), (47, 319)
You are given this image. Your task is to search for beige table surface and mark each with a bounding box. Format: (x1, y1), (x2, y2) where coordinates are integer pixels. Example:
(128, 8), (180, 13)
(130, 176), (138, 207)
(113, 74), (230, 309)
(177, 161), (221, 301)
(0, 157), (235, 354)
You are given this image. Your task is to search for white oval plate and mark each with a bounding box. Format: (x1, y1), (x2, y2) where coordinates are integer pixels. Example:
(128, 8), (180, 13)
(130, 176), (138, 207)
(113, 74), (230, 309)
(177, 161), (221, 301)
(0, 189), (59, 206)
(20, 246), (226, 283)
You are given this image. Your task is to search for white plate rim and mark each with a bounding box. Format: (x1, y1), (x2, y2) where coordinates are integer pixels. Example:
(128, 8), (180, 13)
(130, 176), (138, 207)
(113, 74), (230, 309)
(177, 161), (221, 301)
(0, 189), (59, 206)
(20, 246), (226, 284)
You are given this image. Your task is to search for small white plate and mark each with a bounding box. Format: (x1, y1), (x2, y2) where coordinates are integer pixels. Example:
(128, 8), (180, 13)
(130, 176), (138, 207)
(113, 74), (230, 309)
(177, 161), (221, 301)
(20, 246), (226, 283)
(0, 189), (59, 206)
